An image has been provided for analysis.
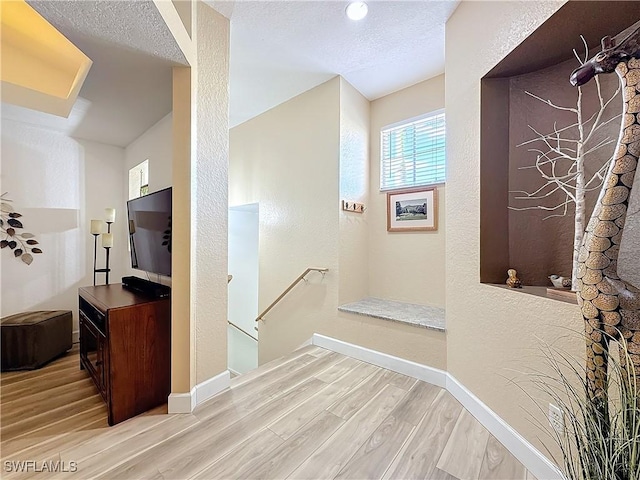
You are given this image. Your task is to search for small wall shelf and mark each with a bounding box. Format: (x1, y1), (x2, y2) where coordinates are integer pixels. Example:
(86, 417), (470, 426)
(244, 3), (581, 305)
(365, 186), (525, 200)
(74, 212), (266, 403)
(486, 284), (578, 306)
(338, 297), (445, 332)
(479, 2), (639, 288)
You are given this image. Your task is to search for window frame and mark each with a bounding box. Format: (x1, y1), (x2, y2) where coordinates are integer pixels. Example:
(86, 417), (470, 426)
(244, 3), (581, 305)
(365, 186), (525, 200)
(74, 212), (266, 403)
(379, 109), (446, 192)
(128, 159), (149, 200)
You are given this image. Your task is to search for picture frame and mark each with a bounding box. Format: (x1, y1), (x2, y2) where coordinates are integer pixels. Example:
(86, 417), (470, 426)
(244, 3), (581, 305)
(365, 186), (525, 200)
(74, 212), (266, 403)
(386, 187), (438, 232)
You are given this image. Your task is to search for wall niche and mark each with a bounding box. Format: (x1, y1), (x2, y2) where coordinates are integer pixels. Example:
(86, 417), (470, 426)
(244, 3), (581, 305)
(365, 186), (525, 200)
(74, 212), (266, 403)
(480, 0), (640, 294)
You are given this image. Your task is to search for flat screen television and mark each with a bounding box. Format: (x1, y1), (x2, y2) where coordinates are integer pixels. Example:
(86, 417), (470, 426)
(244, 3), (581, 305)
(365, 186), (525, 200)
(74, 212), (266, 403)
(127, 187), (172, 277)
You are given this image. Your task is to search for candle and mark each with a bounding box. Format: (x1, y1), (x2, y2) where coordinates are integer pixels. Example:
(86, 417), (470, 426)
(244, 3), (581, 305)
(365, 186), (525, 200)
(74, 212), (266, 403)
(90, 220), (102, 235)
(102, 233), (113, 248)
(105, 208), (116, 223)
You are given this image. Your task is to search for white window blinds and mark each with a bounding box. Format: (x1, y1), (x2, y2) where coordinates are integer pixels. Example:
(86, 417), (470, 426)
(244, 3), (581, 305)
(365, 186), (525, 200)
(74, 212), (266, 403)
(380, 111), (446, 191)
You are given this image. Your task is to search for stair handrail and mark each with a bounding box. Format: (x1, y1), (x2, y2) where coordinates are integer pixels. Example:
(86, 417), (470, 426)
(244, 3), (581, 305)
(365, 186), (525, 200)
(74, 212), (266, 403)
(228, 320), (258, 341)
(255, 267), (328, 322)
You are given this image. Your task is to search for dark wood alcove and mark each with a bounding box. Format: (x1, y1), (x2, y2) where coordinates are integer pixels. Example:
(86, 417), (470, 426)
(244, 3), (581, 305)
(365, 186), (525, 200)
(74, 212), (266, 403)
(480, 1), (640, 291)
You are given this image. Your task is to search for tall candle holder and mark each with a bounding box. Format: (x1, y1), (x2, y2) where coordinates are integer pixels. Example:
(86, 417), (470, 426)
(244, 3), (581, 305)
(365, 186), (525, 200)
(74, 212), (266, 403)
(90, 219), (102, 286)
(103, 244), (112, 285)
(90, 208), (115, 285)
(92, 232), (99, 286)
(105, 221), (113, 284)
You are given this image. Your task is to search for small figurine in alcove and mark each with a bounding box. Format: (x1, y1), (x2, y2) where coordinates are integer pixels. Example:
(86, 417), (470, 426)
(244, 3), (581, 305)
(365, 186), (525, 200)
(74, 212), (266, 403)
(506, 269), (522, 288)
(548, 274), (572, 288)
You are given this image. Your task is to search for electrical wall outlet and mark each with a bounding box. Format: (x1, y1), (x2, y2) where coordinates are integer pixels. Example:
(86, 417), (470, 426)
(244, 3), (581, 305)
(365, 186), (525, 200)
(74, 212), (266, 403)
(548, 403), (564, 434)
(342, 201), (365, 213)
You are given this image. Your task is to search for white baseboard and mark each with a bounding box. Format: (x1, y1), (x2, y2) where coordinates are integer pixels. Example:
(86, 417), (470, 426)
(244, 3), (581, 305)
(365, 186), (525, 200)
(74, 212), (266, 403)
(446, 375), (563, 480)
(312, 334), (447, 388)
(168, 390), (195, 414)
(311, 334), (564, 480)
(168, 370), (230, 414)
(72, 330), (79, 344)
(195, 369), (230, 405)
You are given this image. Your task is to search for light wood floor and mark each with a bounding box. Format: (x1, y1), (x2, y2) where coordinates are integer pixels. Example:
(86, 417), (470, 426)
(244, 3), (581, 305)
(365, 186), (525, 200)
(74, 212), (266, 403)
(1, 345), (538, 480)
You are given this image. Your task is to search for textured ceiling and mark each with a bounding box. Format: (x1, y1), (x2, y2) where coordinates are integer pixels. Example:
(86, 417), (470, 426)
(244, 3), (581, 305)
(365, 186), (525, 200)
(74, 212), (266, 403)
(15, 0), (459, 141)
(64, 35), (173, 147)
(27, 0), (187, 66)
(23, 0), (177, 147)
(209, 0), (460, 127)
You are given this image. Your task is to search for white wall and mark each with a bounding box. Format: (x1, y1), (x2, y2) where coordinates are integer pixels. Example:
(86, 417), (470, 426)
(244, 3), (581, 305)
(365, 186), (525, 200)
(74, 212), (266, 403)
(323, 77), (448, 371)
(230, 77), (447, 370)
(230, 77), (341, 364)
(125, 112), (173, 194)
(1, 110), (125, 333)
(193, 3), (230, 384)
(228, 204), (259, 374)
(338, 78), (370, 305)
(123, 112), (173, 280)
(81, 140), (128, 289)
(167, 2), (231, 393)
(445, 0), (582, 458)
(369, 75), (446, 308)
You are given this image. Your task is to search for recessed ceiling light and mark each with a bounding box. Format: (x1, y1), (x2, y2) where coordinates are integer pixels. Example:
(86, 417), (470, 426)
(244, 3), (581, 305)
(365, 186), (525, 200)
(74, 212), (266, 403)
(346, 1), (368, 21)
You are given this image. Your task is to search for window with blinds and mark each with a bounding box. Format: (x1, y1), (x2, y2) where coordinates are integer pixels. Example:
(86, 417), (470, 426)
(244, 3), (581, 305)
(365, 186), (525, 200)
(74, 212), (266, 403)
(380, 111), (446, 191)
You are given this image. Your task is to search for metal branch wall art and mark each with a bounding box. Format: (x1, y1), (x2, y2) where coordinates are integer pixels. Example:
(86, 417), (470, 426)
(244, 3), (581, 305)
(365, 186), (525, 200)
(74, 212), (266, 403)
(0, 193), (43, 265)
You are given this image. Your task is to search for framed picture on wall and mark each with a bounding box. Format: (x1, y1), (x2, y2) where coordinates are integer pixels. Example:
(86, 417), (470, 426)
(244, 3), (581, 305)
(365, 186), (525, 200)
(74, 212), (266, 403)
(386, 187), (438, 232)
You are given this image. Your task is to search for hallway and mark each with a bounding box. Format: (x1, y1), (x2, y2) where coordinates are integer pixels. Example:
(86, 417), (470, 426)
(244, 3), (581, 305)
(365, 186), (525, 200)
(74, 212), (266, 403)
(1, 345), (535, 479)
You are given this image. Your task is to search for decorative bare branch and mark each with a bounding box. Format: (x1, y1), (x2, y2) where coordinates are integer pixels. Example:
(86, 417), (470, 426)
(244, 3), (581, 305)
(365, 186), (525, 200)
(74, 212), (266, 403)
(524, 91), (579, 113)
(509, 45), (621, 289)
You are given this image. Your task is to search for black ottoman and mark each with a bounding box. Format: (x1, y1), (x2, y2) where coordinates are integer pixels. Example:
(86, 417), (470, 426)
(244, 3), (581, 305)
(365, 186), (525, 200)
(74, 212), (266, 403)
(1, 311), (73, 371)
